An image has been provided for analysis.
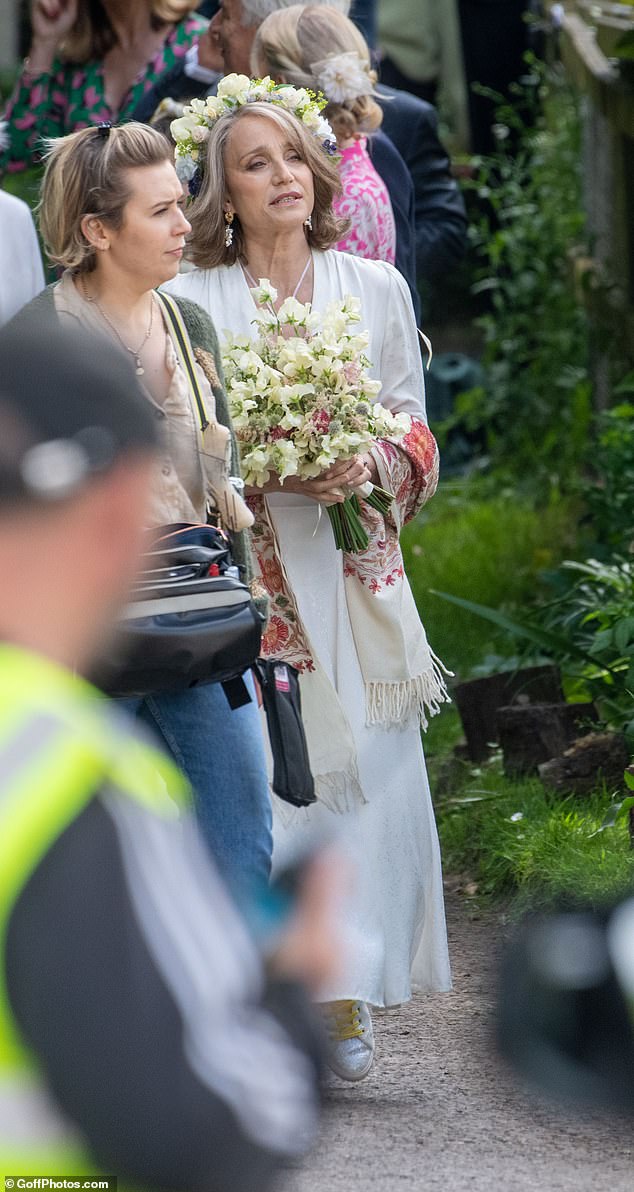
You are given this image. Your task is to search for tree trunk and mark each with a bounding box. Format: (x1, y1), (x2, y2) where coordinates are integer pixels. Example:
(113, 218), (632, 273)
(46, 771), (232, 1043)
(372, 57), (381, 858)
(454, 667), (564, 762)
(496, 702), (599, 777)
(538, 732), (630, 796)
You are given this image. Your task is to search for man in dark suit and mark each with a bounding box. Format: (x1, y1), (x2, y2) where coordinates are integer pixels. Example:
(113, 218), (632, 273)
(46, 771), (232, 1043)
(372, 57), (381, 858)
(133, 0), (467, 295)
(373, 83), (467, 280)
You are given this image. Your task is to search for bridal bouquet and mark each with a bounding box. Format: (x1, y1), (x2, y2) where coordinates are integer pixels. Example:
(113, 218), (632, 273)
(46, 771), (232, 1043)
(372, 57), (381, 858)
(222, 281), (411, 552)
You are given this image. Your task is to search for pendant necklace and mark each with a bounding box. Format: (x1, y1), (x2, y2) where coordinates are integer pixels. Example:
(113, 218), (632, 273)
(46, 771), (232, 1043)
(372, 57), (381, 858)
(81, 277), (155, 376)
(242, 254), (312, 306)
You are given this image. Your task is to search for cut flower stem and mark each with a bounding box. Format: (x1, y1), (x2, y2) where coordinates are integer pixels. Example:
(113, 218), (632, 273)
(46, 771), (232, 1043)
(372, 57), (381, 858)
(326, 485), (395, 552)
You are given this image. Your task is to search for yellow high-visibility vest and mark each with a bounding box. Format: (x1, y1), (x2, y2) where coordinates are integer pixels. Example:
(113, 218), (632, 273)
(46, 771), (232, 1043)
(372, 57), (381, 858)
(0, 643), (189, 1179)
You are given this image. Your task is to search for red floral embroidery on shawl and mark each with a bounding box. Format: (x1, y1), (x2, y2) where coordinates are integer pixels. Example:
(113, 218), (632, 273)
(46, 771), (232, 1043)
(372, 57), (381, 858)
(344, 417), (439, 592)
(246, 417), (439, 662)
(248, 496), (314, 671)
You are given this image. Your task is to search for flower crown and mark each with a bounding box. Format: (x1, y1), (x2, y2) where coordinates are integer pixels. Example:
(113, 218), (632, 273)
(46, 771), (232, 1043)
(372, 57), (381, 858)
(171, 74), (337, 195)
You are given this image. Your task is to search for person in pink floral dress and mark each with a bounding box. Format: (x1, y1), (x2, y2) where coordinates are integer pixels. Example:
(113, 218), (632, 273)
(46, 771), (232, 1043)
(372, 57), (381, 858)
(335, 136), (395, 263)
(1, 0), (206, 175)
(252, 4), (396, 265)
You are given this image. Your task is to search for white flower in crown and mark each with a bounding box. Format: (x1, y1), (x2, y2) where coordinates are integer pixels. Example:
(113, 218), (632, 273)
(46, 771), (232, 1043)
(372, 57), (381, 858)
(218, 73), (252, 103)
(315, 51), (371, 105)
(171, 112), (200, 141)
(204, 95), (225, 118)
(174, 151), (199, 184)
(191, 125), (210, 144)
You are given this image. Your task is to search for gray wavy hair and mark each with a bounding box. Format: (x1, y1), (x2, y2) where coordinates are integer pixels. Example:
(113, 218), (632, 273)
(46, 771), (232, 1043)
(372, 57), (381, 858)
(240, 0), (350, 28)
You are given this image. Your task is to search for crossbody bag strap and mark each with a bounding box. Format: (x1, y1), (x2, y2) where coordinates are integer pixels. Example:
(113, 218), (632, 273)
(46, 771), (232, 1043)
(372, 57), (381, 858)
(156, 291), (210, 432)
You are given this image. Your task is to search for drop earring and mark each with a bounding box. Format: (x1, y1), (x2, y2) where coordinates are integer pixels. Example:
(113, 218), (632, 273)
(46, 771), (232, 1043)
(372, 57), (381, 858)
(224, 210), (234, 248)
(304, 213), (313, 232)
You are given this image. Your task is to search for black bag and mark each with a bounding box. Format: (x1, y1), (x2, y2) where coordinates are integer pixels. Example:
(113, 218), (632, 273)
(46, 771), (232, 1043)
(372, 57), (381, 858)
(255, 659), (316, 808)
(96, 523), (263, 698)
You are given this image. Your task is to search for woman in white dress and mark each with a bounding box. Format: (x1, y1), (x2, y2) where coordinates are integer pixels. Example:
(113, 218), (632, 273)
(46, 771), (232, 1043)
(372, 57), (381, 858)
(166, 79), (451, 1081)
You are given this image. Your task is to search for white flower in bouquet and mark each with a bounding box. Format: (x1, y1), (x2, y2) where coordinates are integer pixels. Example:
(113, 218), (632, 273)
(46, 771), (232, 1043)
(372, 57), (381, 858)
(249, 278), (277, 308)
(222, 286), (412, 551)
(277, 296), (309, 327)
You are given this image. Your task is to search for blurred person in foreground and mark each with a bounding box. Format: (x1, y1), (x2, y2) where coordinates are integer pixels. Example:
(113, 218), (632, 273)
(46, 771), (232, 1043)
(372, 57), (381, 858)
(0, 317), (337, 1189)
(0, 189), (46, 325)
(1, 0), (207, 175)
(131, 0), (468, 283)
(14, 121), (273, 901)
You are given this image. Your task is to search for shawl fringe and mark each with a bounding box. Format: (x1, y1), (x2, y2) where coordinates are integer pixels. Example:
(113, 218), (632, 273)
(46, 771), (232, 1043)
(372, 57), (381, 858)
(273, 767), (366, 826)
(365, 654), (453, 731)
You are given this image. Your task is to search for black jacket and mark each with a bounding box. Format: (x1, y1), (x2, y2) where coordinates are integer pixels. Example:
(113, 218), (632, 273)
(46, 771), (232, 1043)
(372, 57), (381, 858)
(376, 84), (468, 279)
(367, 129), (419, 321)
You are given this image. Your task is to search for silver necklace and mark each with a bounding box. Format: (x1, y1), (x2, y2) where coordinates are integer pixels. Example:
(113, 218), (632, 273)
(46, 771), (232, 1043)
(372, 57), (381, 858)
(242, 255), (312, 305)
(81, 277), (155, 376)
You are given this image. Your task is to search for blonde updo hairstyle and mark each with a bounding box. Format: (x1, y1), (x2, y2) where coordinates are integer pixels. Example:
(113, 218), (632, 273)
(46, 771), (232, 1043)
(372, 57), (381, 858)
(39, 122), (173, 274)
(186, 102), (348, 269)
(252, 4), (382, 143)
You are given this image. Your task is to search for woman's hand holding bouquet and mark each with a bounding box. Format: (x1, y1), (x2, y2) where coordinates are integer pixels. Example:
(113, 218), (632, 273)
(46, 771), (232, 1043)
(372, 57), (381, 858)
(222, 283), (410, 552)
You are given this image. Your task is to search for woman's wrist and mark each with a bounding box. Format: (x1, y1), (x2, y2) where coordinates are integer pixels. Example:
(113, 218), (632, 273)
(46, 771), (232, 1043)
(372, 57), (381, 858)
(25, 38), (58, 76)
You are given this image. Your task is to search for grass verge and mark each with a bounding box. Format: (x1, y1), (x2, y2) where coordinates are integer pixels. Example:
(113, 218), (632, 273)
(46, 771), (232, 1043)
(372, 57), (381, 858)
(425, 706), (634, 911)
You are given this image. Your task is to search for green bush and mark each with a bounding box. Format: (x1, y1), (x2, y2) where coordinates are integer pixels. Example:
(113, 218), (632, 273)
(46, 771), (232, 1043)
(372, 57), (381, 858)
(453, 63), (592, 493)
(585, 389), (634, 556)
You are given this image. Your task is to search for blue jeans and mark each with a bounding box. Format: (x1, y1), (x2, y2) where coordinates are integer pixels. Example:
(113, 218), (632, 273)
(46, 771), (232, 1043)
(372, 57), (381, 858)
(121, 673), (272, 900)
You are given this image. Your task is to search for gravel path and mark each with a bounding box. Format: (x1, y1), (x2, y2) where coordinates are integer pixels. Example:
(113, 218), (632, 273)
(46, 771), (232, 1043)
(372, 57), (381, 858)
(284, 895), (633, 1192)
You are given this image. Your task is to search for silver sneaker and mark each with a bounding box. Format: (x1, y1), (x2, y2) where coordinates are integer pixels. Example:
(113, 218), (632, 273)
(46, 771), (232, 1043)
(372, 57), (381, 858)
(322, 1000), (375, 1082)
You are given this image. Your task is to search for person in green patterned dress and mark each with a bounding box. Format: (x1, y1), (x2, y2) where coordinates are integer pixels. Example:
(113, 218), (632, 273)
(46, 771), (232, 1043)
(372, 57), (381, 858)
(1, 0), (207, 175)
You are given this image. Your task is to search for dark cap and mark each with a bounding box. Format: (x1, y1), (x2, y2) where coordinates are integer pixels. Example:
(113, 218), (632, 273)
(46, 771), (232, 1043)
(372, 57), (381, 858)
(0, 315), (160, 504)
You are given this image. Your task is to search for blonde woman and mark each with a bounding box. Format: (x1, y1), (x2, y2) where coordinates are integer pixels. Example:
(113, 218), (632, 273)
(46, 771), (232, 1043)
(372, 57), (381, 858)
(13, 122), (273, 901)
(166, 85), (451, 1081)
(252, 4), (396, 264)
(1, 0), (206, 173)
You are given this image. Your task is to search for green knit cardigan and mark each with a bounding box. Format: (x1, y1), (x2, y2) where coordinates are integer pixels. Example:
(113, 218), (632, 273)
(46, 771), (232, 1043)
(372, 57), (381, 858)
(8, 286), (253, 586)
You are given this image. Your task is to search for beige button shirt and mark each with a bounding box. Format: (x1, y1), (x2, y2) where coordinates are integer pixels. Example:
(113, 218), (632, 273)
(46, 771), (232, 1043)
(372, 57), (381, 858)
(54, 272), (214, 526)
